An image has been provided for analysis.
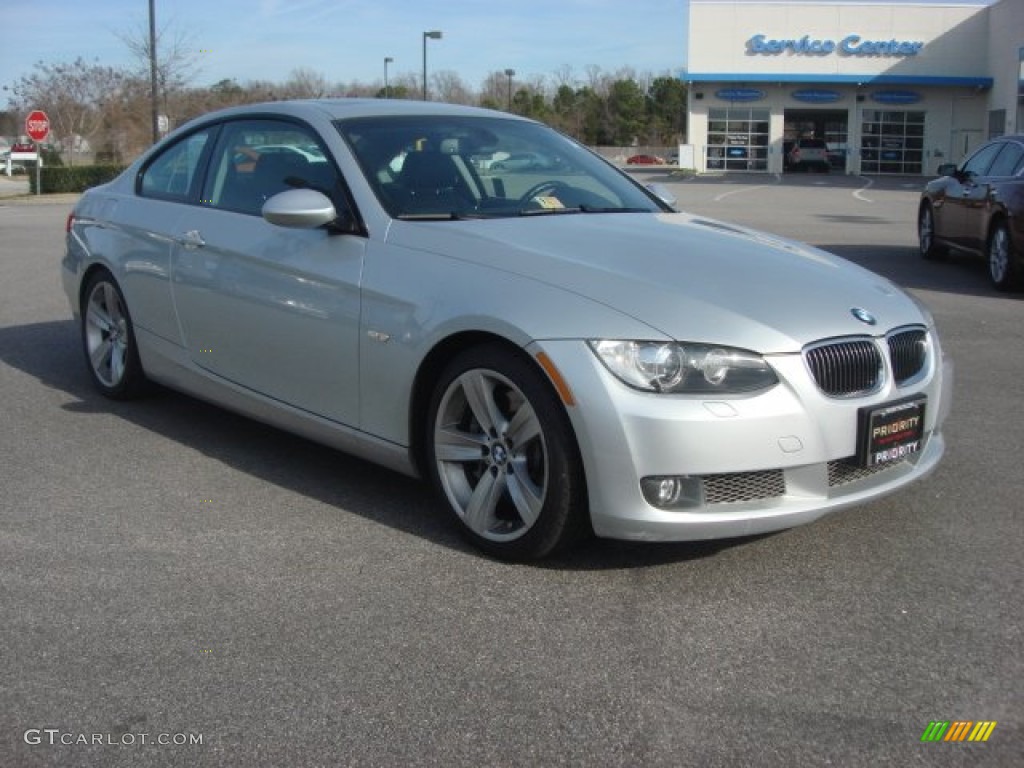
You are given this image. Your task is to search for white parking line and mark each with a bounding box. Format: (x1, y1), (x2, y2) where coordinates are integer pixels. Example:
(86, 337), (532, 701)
(713, 174), (781, 201)
(853, 176), (875, 203)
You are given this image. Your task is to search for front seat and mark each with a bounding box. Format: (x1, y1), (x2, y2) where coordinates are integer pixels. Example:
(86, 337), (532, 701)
(399, 151), (473, 214)
(251, 152), (312, 211)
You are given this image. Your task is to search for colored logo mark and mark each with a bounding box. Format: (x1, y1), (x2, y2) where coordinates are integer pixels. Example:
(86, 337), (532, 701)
(920, 720), (997, 742)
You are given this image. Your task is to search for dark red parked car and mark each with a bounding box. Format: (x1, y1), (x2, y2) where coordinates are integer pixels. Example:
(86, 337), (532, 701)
(626, 154), (665, 165)
(918, 134), (1024, 291)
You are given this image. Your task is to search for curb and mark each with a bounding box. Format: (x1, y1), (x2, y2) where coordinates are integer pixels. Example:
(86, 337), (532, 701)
(0, 193), (82, 206)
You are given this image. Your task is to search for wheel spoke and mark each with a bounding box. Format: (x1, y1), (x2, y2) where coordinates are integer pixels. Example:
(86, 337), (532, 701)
(89, 337), (112, 374)
(505, 401), (541, 447)
(506, 465), (544, 526)
(434, 427), (488, 463)
(86, 304), (113, 334)
(460, 370), (504, 435)
(103, 283), (122, 322)
(109, 341), (126, 383)
(463, 469), (505, 534)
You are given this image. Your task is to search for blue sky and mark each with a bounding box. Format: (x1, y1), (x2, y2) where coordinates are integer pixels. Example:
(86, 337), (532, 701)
(1, 0), (691, 94)
(1, 0), (999, 99)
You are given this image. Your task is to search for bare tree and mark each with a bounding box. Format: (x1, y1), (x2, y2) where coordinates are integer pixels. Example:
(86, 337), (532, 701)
(116, 20), (200, 95)
(281, 68), (330, 99)
(430, 71), (474, 105)
(10, 58), (127, 165)
(115, 18), (201, 136)
(584, 65), (609, 95)
(551, 65), (577, 90)
(479, 71), (509, 109)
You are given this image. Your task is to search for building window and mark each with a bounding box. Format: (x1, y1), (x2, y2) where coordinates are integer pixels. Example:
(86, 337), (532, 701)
(860, 111), (924, 174)
(988, 109), (1006, 139)
(706, 108), (769, 171)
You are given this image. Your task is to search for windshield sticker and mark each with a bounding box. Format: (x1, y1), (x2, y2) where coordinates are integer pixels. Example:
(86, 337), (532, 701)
(534, 196), (565, 209)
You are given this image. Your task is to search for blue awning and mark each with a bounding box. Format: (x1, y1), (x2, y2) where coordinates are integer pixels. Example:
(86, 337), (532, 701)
(686, 72), (992, 88)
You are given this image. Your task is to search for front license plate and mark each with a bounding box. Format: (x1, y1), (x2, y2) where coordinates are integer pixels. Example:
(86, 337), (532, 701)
(858, 396), (926, 468)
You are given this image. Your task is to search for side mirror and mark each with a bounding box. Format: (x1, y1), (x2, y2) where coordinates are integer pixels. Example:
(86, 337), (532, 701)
(262, 188), (338, 229)
(936, 163), (958, 178)
(646, 183), (678, 209)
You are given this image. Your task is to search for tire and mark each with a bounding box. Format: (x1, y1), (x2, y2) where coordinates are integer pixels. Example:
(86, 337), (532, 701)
(425, 344), (587, 561)
(988, 220), (1022, 292)
(918, 203), (947, 261)
(80, 270), (148, 399)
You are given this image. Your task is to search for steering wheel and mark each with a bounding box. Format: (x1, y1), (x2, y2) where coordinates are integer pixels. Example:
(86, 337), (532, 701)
(519, 180), (573, 206)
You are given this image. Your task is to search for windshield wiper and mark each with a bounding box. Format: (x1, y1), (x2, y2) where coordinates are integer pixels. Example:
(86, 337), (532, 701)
(395, 211), (476, 221)
(578, 205), (652, 213)
(519, 205), (654, 216)
(518, 207), (585, 217)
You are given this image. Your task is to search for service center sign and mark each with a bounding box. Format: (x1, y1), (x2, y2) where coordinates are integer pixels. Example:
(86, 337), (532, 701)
(747, 34), (924, 57)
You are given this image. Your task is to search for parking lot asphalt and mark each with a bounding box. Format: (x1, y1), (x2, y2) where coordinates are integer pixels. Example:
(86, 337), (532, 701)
(1, 179), (1021, 767)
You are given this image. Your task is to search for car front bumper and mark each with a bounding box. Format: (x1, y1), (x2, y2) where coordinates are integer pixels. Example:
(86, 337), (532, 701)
(531, 338), (952, 542)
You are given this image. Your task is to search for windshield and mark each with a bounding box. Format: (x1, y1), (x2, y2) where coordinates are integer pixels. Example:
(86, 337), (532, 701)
(335, 115), (666, 220)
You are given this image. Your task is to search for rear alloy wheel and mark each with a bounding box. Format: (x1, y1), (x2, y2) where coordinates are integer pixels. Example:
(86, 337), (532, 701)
(81, 271), (148, 399)
(918, 204), (946, 261)
(426, 345), (586, 561)
(987, 221), (1021, 292)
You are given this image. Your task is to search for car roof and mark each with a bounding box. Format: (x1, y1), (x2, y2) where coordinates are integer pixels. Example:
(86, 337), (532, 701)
(158, 99), (537, 155)
(182, 98), (525, 127)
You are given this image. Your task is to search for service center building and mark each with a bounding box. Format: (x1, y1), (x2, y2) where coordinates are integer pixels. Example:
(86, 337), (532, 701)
(685, 0), (1024, 175)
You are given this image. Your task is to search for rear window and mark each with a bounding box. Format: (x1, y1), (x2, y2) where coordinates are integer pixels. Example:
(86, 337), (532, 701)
(798, 139), (827, 149)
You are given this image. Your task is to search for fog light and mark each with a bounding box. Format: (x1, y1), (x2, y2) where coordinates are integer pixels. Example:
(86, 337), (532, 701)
(640, 476), (702, 509)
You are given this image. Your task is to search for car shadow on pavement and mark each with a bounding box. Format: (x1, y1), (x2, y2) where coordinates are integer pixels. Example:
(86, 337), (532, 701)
(820, 244), (1023, 300)
(0, 319), (750, 569)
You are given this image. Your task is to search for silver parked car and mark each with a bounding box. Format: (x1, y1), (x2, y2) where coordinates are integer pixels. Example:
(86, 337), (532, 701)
(63, 100), (952, 560)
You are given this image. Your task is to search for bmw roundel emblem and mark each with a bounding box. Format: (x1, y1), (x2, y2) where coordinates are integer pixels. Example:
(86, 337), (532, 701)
(850, 307), (877, 325)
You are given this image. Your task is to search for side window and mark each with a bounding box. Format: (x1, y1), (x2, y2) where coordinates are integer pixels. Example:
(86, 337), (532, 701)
(139, 129), (213, 202)
(961, 141), (1003, 179)
(986, 143), (1024, 177)
(201, 119), (345, 217)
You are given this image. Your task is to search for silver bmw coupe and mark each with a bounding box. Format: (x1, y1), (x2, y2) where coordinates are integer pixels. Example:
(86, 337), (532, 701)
(63, 100), (952, 560)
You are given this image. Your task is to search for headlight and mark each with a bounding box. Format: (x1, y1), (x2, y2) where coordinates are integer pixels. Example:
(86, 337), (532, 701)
(588, 340), (778, 394)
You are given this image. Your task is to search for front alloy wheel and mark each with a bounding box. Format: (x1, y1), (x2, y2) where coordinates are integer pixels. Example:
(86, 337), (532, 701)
(81, 271), (147, 399)
(427, 345), (585, 560)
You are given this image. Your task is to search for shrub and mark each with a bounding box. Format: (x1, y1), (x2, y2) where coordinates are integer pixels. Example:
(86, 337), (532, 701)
(30, 165), (127, 194)
(40, 146), (64, 167)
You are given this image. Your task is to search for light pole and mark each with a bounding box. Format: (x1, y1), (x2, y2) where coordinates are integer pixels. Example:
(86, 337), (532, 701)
(384, 57), (393, 99)
(148, 0), (159, 144)
(422, 30), (442, 101)
(504, 68), (516, 112)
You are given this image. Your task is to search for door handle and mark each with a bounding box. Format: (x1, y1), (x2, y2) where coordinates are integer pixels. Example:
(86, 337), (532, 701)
(179, 229), (206, 249)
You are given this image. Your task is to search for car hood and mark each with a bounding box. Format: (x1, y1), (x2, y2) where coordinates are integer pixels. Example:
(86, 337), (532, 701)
(385, 211), (924, 353)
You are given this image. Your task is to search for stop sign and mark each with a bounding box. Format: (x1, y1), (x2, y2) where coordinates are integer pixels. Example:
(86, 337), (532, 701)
(25, 110), (50, 143)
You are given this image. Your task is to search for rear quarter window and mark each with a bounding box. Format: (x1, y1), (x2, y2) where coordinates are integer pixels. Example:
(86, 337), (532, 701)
(139, 129), (214, 202)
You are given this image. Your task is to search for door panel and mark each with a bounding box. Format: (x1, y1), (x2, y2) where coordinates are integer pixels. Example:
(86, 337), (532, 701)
(170, 207), (364, 426)
(941, 140), (1004, 250)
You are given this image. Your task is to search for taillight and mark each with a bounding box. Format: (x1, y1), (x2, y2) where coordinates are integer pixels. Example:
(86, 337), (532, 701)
(66, 213), (74, 233)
